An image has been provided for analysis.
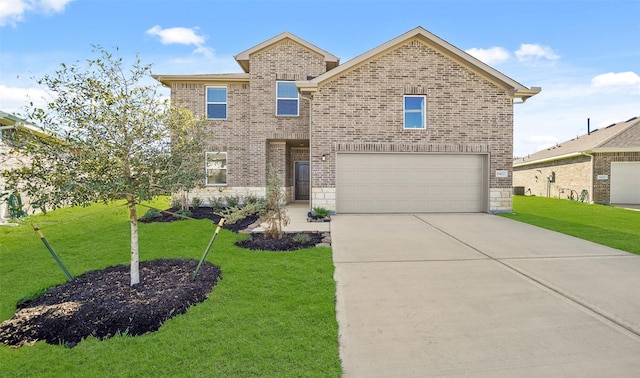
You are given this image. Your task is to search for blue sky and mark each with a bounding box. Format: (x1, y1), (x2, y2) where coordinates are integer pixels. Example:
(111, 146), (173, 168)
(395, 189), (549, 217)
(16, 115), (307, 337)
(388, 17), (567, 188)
(1, 0), (639, 156)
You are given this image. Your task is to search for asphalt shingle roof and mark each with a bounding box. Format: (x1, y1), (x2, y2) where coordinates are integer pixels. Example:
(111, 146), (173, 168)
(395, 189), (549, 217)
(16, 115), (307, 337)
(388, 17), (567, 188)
(514, 116), (640, 166)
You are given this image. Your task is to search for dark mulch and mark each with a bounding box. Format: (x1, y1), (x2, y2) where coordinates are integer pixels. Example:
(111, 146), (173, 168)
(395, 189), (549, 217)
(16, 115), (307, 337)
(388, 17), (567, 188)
(236, 232), (324, 251)
(139, 206), (259, 233)
(0, 259), (221, 348)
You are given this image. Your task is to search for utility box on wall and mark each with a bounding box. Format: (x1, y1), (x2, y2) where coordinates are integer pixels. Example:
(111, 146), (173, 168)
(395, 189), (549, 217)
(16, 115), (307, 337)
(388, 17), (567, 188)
(513, 186), (525, 195)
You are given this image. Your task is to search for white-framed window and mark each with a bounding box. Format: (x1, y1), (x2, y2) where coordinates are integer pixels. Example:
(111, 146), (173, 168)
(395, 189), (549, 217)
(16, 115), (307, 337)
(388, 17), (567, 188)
(403, 95), (426, 129)
(276, 81), (299, 116)
(206, 152), (227, 185)
(206, 86), (227, 120)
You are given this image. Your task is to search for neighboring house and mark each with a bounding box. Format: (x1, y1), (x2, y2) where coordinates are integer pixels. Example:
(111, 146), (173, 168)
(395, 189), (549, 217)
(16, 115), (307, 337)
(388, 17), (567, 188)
(154, 26), (540, 213)
(513, 116), (640, 205)
(0, 111), (48, 219)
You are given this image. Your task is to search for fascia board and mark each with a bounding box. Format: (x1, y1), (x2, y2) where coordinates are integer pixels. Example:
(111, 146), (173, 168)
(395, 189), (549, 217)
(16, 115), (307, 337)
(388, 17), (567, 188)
(513, 152), (588, 168)
(152, 74), (250, 87)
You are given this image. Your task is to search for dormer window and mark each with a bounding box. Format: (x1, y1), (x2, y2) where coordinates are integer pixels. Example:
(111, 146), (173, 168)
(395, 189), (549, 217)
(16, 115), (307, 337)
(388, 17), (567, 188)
(276, 81), (299, 116)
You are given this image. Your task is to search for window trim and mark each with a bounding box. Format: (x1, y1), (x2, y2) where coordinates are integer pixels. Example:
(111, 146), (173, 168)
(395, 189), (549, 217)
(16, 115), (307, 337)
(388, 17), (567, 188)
(276, 81), (299, 117)
(403, 95), (427, 130)
(205, 151), (227, 186)
(206, 86), (228, 120)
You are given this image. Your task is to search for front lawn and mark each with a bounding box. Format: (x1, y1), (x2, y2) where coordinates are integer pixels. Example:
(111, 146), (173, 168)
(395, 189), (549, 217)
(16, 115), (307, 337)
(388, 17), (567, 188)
(0, 198), (341, 377)
(501, 196), (640, 254)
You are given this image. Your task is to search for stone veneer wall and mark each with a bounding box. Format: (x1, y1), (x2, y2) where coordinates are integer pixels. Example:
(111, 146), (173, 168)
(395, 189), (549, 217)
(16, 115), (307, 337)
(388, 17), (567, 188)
(309, 38), (514, 212)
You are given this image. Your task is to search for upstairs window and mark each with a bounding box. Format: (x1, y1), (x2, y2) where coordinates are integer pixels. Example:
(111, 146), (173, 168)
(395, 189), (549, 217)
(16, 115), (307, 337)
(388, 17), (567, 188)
(403, 95), (426, 129)
(206, 152), (227, 185)
(206, 87), (227, 120)
(276, 81), (299, 116)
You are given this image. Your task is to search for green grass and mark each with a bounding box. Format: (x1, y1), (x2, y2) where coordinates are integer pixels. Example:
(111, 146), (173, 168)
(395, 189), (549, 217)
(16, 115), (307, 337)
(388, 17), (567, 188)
(0, 198), (341, 377)
(501, 196), (640, 254)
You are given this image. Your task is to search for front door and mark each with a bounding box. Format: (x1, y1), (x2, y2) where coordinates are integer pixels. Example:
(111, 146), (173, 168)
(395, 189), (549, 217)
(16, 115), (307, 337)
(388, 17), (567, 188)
(295, 161), (310, 200)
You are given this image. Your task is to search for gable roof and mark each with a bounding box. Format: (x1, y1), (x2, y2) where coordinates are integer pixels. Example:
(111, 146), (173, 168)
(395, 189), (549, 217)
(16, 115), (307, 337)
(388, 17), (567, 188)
(234, 31), (340, 73)
(514, 116), (640, 167)
(297, 26), (541, 102)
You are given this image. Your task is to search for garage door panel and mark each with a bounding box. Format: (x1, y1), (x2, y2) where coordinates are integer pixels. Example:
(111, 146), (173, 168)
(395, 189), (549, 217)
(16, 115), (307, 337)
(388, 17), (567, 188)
(336, 153), (486, 213)
(611, 162), (640, 204)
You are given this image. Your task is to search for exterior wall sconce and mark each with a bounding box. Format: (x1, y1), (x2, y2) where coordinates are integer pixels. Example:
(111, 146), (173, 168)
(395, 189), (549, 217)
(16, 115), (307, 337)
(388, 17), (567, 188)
(321, 154), (326, 161)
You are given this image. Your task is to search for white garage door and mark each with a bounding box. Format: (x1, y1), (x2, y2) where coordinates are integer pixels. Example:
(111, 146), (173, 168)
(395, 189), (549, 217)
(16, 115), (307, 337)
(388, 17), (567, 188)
(611, 162), (640, 204)
(336, 153), (487, 213)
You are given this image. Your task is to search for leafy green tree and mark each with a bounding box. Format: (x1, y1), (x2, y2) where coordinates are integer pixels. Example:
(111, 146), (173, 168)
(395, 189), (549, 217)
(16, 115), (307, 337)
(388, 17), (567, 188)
(1, 47), (206, 285)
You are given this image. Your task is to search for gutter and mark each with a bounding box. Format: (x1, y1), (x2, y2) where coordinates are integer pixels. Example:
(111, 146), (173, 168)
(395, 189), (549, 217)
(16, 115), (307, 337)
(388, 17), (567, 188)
(581, 151), (595, 203)
(513, 87), (542, 104)
(299, 93), (313, 212)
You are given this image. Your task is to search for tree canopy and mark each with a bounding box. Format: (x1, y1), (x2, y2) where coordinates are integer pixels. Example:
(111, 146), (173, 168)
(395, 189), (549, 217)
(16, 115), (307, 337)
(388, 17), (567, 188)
(2, 47), (207, 285)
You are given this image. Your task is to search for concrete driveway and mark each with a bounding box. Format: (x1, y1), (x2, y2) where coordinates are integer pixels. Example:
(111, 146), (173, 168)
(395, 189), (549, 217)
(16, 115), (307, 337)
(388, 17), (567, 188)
(331, 214), (640, 377)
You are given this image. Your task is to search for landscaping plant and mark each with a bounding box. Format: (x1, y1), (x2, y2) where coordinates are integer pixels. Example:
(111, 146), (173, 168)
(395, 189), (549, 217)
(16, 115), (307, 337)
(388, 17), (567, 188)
(1, 47), (207, 285)
(261, 165), (290, 240)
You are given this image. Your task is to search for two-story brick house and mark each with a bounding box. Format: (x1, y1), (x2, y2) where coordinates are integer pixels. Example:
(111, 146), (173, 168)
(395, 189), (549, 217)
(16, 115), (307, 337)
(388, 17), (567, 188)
(154, 26), (540, 213)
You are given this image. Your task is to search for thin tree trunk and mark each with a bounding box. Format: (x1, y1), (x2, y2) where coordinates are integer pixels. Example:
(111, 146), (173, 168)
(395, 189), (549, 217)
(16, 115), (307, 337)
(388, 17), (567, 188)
(128, 197), (140, 286)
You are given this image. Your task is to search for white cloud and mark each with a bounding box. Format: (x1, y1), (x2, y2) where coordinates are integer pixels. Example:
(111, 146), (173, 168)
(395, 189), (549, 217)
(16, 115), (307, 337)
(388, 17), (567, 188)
(515, 43), (560, 64)
(465, 46), (510, 65)
(146, 25), (206, 46)
(591, 71), (640, 92)
(0, 0), (74, 27)
(0, 84), (50, 114)
(146, 25), (216, 59)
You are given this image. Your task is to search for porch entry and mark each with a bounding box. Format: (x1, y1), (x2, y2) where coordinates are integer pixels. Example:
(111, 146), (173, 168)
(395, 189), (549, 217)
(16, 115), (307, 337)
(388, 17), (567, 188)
(295, 161), (310, 200)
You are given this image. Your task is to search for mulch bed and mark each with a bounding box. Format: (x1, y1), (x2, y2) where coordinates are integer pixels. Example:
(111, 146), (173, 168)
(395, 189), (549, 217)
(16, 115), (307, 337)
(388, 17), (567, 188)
(0, 259), (221, 348)
(0, 207), (326, 348)
(139, 206), (259, 233)
(236, 232), (323, 251)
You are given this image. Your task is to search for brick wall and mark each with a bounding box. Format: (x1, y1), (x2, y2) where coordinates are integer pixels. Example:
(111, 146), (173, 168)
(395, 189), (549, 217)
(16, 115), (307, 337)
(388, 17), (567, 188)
(593, 152), (640, 203)
(513, 156), (592, 200)
(310, 38), (514, 211)
(513, 152), (640, 203)
(248, 39), (326, 188)
(169, 38), (327, 200)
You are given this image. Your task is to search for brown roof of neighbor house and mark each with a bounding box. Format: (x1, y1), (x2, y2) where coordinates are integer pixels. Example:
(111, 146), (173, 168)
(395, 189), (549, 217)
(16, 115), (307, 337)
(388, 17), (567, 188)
(234, 31), (340, 73)
(514, 116), (640, 167)
(297, 26), (541, 102)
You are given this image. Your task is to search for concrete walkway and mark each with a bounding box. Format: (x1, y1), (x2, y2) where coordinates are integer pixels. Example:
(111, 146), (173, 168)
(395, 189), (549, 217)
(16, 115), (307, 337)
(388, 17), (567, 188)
(252, 202), (330, 233)
(332, 213), (640, 377)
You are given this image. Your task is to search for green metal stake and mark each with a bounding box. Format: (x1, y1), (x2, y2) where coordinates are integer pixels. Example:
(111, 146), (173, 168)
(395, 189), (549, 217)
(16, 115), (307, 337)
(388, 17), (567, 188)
(32, 223), (73, 281)
(192, 218), (225, 281)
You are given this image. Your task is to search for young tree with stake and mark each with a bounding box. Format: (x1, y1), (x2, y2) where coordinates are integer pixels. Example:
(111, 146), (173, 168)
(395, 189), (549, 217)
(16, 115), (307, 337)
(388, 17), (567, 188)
(1, 47), (206, 285)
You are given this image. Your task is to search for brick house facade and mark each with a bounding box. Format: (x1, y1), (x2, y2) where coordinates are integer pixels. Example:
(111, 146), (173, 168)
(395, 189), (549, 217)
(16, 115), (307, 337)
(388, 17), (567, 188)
(155, 27), (540, 213)
(513, 117), (640, 204)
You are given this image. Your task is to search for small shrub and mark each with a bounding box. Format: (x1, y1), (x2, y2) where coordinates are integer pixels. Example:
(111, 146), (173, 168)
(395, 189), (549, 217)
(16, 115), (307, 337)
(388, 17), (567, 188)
(224, 195), (240, 208)
(173, 209), (193, 219)
(191, 197), (203, 208)
(243, 194), (259, 205)
(313, 207), (331, 218)
(139, 208), (162, 221)
(215, 201), (262, 225)
(292, 233), (311, 244)
(208, 197), (225, 211)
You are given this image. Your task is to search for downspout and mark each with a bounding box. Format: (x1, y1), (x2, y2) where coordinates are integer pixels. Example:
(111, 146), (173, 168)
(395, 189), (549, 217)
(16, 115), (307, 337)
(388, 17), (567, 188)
(581, 152), (595, 203)
(300, 94), (313, 212)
